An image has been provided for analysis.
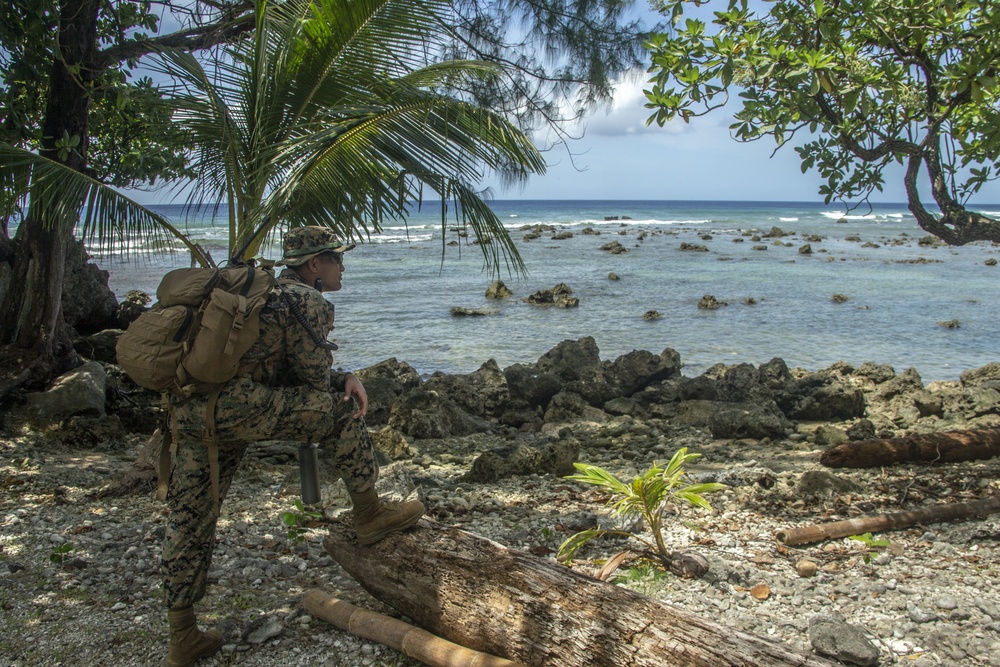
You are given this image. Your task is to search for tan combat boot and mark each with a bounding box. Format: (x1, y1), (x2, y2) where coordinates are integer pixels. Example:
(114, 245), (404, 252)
(350, 488), (425, 545)
(164, 606), (224, 667)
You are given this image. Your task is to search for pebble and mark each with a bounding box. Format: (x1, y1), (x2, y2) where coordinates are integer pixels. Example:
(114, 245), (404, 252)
(3, 418), (999, 667)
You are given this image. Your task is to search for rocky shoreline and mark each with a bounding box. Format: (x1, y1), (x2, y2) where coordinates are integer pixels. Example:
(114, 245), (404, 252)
(2, 337), (1000, 666)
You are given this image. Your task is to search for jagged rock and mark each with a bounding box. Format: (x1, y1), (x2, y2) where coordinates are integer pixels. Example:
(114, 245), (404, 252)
(355, 358), (423, 426)
(846, 419), (877, 441)
(424, 360), (510, 419)
(22, 361), (107, 427)
(698, 295), (725, 309)
(606, 348), (682, 397)
(525, 283), (575, 306)
(716, 363), (774, 403)
(781, 379), (866, 421)
(543, 390), (610, 424)
(668, 399), (724, 428)
(485, 280), (513, 299)
(808, 614), (880, 666)
(503, 363), (563, 412)
(552, 231), (573, 240)
(677, 375), (721, 401)
(709, 401), (791, 440)
(643, 310), (661, 320)
(450, 306), (498, 316)
(535, 337), (617, 407)
(796, 471), (863, 498)
(960, 362), (1000, 389)
(679, 242), (709, 252)
(763, 226), (787, 238)
(371, 425), (412, 461)
(460, 438), (578, 483)
(388, 387), (493, 439)
(73, 328), (123, 364)
(599, 240), (628, 254)
(62, 239), (119, 334)
(853, 362), (897, 386)
(116, 290), (151, 328)
(602, 396), (647, 418)
(812, 424), (849, 446)
(536, 337), (601, 383)
(554, 295), (579, 308)
(799, 244), (813, 255)
(244, 615), (284, 645)
(608, 272), (619, 280)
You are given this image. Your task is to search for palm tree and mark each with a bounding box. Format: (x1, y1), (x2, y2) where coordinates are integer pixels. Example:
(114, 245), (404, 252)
(151, 0), (545, 272)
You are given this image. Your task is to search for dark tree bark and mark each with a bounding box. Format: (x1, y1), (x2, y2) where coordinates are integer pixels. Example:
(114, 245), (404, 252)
(320, 517), (840, 667)
(0, 1), (256, 401)
(0, 0), (98, 393)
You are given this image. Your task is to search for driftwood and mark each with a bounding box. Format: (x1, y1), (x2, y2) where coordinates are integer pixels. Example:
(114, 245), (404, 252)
(820, 427), (1000, 468)
(302, 590), (525, 667)
(776, 496), (1000, 546)
(321, 517), (839, 667)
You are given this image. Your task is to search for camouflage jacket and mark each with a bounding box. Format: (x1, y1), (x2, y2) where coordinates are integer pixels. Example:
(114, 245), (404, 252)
(238, 269), (350, 392)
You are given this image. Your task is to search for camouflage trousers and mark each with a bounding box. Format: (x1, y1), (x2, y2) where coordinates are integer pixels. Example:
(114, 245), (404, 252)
(161, 377), (377, 610)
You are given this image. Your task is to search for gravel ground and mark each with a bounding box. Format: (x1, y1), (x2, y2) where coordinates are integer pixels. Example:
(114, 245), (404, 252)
(2, 418), (1000, 667)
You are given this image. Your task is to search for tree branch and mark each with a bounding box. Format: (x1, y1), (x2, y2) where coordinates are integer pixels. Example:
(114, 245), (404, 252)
(98, 3), (255, 66)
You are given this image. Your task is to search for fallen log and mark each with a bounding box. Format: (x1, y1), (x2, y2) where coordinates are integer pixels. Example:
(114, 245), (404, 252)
(775, 496), (1000, 546)
(820, 427), (1000, 468)
(302, 590), (526, 667)
(321, 517), (839, 667)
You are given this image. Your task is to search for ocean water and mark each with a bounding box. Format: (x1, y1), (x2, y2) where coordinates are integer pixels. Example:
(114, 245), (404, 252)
(95, 200), (1000, 383)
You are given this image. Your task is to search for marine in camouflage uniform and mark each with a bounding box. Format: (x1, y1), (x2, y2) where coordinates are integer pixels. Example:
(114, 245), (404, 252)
(159, 227), (424, 667)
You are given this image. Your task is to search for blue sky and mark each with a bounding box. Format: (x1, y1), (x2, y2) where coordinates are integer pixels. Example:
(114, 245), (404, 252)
(487, 76), (1000, 204)
(485, 2), (1000, 205)
(132, 2), (1000, 206)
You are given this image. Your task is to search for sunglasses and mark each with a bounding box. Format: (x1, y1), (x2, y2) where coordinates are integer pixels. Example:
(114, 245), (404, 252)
(320, 251), (343, 266)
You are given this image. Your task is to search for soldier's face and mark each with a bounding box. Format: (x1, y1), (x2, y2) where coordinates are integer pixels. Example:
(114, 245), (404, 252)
(316, 252), (344, 291)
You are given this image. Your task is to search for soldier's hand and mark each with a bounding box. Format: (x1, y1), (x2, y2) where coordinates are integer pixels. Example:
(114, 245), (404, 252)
(343, 373), (368, 419)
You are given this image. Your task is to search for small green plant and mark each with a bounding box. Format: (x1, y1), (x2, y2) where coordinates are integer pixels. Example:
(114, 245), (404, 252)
(558, 448), (725, 568)
(281, 500), (322, 543)
(610, 560), (672, 595)
(50, 542), (74, 564)
(848, 532), (891, 564)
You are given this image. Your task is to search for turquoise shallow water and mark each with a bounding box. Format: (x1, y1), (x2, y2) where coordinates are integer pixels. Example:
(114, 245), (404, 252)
(95, 200), (1000, 382)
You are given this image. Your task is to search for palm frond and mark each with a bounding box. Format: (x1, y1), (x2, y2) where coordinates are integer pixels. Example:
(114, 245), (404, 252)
(0, 143), (212, 265)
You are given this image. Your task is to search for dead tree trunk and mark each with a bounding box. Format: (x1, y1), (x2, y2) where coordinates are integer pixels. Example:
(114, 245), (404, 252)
(820, 427), (1000, 468)
(320, 517), (839, 667)
(776, 497), (1000, 546)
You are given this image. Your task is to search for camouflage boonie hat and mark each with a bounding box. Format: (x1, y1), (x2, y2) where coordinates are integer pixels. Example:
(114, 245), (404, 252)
(276, 226), (355, 266)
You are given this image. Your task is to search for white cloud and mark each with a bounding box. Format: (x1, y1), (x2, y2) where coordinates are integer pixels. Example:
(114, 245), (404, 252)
(579, 78), (691, 138)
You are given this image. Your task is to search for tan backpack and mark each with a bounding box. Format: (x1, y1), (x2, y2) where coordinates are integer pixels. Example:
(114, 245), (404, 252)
(116, 264), (277, 395)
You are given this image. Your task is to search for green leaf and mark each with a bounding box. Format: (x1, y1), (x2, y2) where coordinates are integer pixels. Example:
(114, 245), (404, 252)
(557, 528), (602, 563)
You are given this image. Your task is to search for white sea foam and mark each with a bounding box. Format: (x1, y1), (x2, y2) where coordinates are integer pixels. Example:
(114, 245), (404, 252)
(778, 217), (799, 222)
